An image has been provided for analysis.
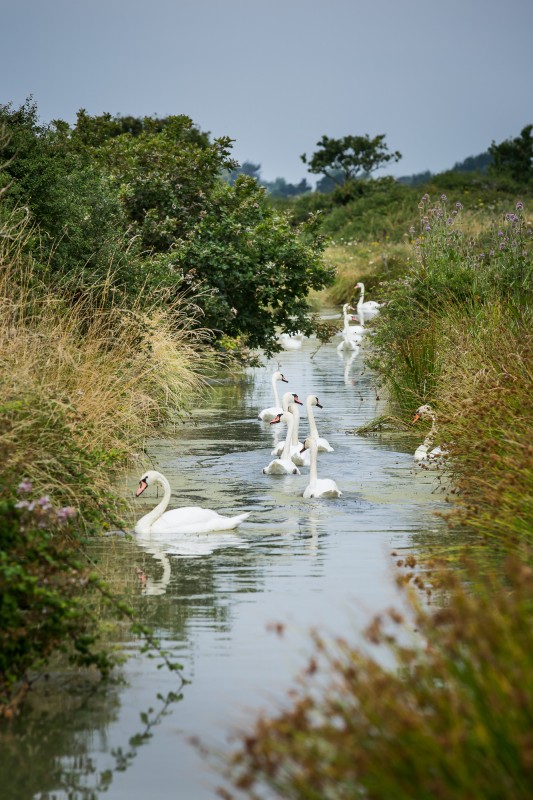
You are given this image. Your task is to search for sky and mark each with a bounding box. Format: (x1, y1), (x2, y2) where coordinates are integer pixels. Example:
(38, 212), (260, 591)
(2, 0), (532, 185)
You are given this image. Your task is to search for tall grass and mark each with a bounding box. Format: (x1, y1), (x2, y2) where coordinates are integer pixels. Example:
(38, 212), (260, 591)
(225, 559), (533, 800)
(0, 203), (212, 528)
(222, 194), (533, 799)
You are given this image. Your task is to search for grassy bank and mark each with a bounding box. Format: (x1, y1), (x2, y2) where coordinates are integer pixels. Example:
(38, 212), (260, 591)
(0, 203), (212, 711)
(225, 183), (533, 798)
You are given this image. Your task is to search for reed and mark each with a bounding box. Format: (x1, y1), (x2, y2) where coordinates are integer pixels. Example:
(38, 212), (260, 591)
(0, 203), (212, 528)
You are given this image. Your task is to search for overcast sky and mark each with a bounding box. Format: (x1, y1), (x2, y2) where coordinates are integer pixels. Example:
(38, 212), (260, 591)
(2, 0), (532, 184)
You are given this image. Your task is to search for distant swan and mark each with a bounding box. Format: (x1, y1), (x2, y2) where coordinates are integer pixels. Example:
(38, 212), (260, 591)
(355, 282), (381, 319)
(263, 411), (301, 475)
(135, 470), (250, 534)
(300, 437), (341, 498)
(337, 304), (362, 352)
(258, 370), (289, 421)
(279, 331), (304, 350)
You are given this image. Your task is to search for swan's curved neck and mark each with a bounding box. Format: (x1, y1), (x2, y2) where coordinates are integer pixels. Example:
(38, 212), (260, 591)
(272, 374), (282, 408)
(306, 398), (319, 439)
(281, 413), (294, 460)
(136, 473), (171, 533)
(289, 403), (300, 444)
(308, 440), (318, 484)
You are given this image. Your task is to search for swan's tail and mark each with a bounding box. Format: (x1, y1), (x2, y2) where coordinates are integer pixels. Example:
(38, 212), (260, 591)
(227, 511), (251, 528)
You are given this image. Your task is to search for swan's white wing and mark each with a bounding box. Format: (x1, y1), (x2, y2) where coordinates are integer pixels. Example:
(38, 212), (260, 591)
(259, 405), (283, 421)
(150, 506), (250, 534)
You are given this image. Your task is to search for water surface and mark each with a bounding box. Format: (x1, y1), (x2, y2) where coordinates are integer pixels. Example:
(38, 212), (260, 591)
(0, 327), (448, 799)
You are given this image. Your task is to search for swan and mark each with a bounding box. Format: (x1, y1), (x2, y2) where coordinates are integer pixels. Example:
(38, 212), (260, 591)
(306, 394), (334, 452)
(300, 437), (342, 499)
(134, 470), (250, 534)
(342, 303), (366, 336)
(412, 404), (448, 462)
(337, 304), (362, 352)
(263, 411), (301, 475)
(355, 282), (381, 319)
(279, 331), (304, 350)
(258, 370), (289, 421)
(271, 393), (306, 462)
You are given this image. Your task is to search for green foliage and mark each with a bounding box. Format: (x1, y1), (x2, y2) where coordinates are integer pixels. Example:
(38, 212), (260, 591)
(489, 124), (533, 185)
(301, 133), (402, 184)
(226, 559), (533, 800)
(368, 194), (533, 412)
(0, 99), (132, 290)
(173, 176), (334, 353)
(0, 494), (116, 713)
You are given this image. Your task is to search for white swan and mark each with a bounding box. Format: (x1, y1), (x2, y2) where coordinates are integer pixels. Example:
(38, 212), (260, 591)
(306, 394), (334, 452)
(300, 437), (342, 498)
(412, 404), (448, 462)
(258, 370), (289, 421)
(271, 393), (306, 463)
(355, 282), (381, 319)
(263, 411), (301, 475)
(342, 302), (366, 336)
(337, 304), (362, 352)
(134, 470), (250, 534)
(279, 331), (304, 350)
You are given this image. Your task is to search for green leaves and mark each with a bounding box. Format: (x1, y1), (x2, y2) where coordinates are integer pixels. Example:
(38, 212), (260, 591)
(301, 133), (402, 184)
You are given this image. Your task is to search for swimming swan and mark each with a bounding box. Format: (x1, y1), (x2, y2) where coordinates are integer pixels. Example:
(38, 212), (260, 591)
(263, 411), (301, 475)
(306, 394), (334, 452)
(337, 304), (362, 351)
(135, 470), (251, 534)
(412, 404), (448, 462)
(300, 437), (342, 498)
(271, 393), (305, 461)
(342, 303), (366, 336)
(258, 370), (289, 421)
(355, 282), (381, 319)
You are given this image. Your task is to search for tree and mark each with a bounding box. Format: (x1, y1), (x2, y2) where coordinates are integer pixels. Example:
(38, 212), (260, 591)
(488, 125), (533, 184)
(301, 133), (401, 185)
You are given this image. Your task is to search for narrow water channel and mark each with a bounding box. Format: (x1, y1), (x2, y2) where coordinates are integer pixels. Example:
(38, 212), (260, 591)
(0, 323), (448, 800)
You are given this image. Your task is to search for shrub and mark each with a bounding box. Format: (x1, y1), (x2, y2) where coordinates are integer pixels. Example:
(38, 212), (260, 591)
(225, 560), (533, 800)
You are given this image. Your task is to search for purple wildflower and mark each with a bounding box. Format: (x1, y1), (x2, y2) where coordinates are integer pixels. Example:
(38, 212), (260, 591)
(57, 506), (77, 521)
(17, 479), (33, 494)
(441, 194), (447, 202)
(516, 201), (524, 211)
(425, 225), (431, 231)
(456, 202), (463, 210)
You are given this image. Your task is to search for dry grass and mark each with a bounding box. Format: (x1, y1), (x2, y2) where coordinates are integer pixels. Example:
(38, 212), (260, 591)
(0, 205), (213, 525)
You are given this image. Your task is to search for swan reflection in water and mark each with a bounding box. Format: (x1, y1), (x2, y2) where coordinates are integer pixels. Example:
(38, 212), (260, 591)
(134, 533), (249, 596)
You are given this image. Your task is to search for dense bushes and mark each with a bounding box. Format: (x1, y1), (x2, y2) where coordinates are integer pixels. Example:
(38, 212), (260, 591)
(0, 101), (334, 356)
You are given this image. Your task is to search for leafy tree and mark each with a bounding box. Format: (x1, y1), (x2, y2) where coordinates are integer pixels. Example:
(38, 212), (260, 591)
(226, 160), (262, 185)
(488, 124), (533, 184)
(301, 133), (401, 185)
(264, 176), (312, 198)
(0, 99), (132, 288)
(172, 175), (333, 353)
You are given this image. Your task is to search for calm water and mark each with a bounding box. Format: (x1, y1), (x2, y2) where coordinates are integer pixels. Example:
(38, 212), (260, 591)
(0, 326), (448, 800)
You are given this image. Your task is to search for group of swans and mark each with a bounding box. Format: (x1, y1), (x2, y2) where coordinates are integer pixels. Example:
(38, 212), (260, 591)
(134, 371), (340, 537)
(260, 374), (341, 498)
(336, 283), (381, 353)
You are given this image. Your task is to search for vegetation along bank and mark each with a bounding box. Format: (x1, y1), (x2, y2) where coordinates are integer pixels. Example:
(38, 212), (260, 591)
(1, 99), (533, 800)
